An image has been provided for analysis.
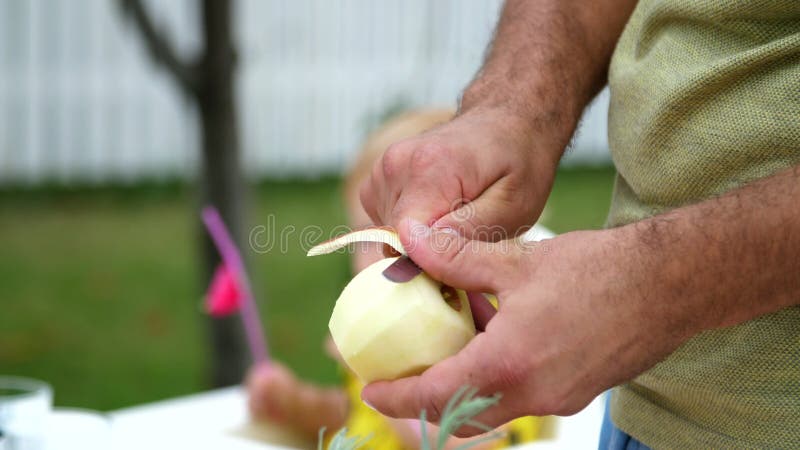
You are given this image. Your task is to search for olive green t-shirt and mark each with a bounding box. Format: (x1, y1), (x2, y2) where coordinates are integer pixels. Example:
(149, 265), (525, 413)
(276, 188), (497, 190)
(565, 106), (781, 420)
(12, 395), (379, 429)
(606, 0), (800, 448)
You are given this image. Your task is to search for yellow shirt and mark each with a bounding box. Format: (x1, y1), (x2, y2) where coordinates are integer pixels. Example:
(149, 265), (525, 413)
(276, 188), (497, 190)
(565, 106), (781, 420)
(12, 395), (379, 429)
(341, 372), (541, 449)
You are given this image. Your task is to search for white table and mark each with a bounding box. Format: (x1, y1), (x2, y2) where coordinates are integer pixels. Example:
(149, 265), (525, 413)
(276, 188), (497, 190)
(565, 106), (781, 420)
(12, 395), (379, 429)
(109, 387), (303, 450)
(107, 386), (605, 449)
(108, 224), (607, 449)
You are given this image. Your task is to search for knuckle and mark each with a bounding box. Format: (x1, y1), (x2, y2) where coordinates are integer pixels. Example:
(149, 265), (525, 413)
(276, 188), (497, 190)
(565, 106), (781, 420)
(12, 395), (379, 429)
(359, 178), (372, 204)
(546, 382), (584, 416)
(452, 426), (481, 439)
(409, 142), (447, 172)
(537, 394), (566, 416)
(426, 235), (465, 282)
(557, 402), (583, 416)
(415, 386), (445, 423)
(491, 357), (527, 391)
(381, 142), (407, 178)
(528, 386), (571, 417)
(359, 182), (377, 217)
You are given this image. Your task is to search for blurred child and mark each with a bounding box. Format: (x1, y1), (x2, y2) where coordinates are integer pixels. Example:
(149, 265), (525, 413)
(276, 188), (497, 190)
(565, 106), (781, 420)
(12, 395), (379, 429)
(246, 108), (540, 449)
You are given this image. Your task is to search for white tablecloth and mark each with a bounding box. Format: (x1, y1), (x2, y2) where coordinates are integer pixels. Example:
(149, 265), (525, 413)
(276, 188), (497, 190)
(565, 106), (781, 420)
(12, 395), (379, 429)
(105, 386), (604, 449)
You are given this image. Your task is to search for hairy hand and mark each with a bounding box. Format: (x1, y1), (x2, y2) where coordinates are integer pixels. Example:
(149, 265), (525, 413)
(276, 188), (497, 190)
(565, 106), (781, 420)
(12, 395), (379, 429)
(359, 108), (559, 238)
(361, 219), (692, 436)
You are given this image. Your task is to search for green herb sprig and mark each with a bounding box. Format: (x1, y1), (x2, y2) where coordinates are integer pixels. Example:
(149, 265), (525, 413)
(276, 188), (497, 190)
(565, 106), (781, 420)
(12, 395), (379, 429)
(323, 385), (503, 450)
(318, 427), (373, 450)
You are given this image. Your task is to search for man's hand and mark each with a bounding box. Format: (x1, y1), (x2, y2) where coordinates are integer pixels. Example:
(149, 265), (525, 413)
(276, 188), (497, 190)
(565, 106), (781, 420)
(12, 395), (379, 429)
(359, 0), (637, 234)
(362, 219), (686, 435)
(362, 164), (800, 436)
(360, 108), (557, 237)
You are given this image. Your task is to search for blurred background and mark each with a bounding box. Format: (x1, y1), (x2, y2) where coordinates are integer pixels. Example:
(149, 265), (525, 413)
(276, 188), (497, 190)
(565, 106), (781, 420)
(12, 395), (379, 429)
(0, 0), (615, 412)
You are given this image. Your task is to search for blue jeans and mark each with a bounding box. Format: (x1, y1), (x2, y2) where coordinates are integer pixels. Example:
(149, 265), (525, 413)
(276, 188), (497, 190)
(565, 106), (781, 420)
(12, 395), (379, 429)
(598, 393), (651, 450)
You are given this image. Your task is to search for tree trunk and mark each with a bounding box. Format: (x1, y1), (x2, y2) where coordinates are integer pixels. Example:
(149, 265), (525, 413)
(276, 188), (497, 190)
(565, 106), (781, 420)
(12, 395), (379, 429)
(198, 0), (248, 386)
(119, 0), (251, 386)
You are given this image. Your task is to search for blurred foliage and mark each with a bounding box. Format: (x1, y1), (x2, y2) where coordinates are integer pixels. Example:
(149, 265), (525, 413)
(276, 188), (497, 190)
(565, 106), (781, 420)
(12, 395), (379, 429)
(0, 166), (614, 411)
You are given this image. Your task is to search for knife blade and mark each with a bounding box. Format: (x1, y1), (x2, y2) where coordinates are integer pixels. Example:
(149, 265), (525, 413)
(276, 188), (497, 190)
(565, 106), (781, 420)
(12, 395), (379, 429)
(382, 255), (423, 282)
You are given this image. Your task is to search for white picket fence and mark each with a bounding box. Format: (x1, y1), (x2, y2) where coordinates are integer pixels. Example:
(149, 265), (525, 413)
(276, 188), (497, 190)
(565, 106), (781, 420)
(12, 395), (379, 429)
(0, 0), (610, 186)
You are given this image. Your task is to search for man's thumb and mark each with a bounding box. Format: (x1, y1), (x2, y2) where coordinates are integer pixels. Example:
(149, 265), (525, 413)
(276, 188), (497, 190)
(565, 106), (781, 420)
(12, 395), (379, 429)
(398, 217), (519, 293)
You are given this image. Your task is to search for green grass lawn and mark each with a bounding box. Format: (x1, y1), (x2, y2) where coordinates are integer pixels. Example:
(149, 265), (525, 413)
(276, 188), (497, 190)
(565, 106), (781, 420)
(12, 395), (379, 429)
(0, 166), (616, 411)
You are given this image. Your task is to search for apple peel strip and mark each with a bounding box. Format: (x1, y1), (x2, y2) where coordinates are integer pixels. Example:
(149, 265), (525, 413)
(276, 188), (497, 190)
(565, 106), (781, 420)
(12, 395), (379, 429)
(307, 226), (406, 256)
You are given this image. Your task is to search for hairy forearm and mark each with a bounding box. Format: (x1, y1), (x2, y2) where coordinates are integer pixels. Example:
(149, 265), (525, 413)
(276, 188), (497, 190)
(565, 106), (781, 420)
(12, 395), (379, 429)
(460, 0), (637, 158)
(626, 165), (800, 340)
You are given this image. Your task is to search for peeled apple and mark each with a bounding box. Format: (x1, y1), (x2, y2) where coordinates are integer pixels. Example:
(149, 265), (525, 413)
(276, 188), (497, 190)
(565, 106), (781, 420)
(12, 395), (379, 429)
(308, 228), (475, 383)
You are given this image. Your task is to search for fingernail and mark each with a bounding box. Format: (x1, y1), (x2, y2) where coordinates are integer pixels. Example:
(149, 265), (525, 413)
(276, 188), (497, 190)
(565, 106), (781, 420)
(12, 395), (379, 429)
(433, 225), (459, 235)
(360, 389), (379, 412)
(362, 398), (378, 412)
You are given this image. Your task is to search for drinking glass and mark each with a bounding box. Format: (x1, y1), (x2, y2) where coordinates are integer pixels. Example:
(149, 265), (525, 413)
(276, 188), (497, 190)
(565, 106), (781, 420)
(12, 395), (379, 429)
(0, 377), (52, 450)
